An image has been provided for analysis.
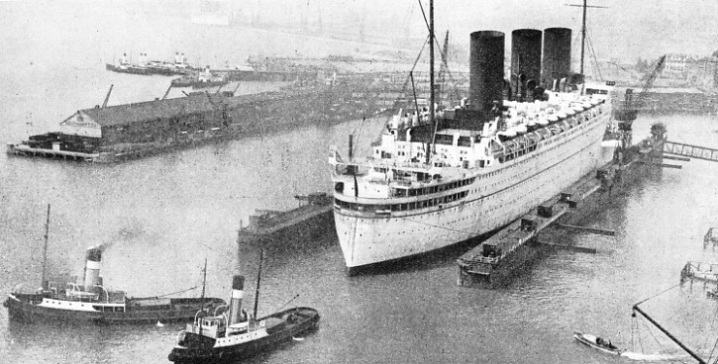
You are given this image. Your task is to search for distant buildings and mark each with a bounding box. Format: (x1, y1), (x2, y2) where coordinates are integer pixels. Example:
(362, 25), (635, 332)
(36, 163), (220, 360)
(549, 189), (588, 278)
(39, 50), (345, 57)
(662, 53), (690, 79)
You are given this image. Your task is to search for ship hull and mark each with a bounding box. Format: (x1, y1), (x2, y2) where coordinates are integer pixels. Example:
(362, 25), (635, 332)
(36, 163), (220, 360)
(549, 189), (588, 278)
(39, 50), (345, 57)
(168, 307), (320, 363)
(3, 294), (225, 324)
(334, 112), (610, 268)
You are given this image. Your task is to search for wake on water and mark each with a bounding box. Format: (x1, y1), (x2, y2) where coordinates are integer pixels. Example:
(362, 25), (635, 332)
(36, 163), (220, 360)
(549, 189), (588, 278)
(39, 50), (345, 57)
(621, 351), (691, 361)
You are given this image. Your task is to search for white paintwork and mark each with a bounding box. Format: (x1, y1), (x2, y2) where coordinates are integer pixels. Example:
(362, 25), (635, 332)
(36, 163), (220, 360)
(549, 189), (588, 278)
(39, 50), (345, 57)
(215, 326), (269, 348)
(331, 87), (614, 268)
(37, 297), (124, 312)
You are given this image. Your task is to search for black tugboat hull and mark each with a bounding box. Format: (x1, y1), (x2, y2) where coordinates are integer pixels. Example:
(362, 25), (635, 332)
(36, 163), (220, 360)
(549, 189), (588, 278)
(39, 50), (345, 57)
(4, 294), (225, 325)
(168, 307), (320, 363)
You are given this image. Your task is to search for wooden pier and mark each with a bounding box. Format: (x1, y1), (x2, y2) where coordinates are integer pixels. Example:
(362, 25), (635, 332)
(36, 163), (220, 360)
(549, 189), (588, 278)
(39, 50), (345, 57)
(7, 143), (101, 162)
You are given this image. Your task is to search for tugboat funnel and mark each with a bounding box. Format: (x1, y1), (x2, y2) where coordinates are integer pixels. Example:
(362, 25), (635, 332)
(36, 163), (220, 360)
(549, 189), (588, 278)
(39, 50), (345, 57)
(83, 247), (102, 291)
(228, 275), (245, 325)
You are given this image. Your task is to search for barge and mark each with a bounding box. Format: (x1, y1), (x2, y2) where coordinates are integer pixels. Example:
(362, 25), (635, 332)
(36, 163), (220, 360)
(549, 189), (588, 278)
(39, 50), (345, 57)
(237, 193), (334, 248)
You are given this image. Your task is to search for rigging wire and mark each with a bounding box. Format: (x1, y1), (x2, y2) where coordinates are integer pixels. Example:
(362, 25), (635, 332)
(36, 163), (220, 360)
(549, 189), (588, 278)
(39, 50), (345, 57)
(639, 315), (670, 354)
(586, 30), (603, 81)
(704, 305), (718, 363)
(155, 285), (199, 298)
(417, 0), (463, 104)
(635, 283), (682, 307)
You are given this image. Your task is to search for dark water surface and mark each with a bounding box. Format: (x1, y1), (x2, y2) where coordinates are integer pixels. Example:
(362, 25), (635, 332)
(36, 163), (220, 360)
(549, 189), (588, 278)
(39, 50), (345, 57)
(2, 3), (718, 363)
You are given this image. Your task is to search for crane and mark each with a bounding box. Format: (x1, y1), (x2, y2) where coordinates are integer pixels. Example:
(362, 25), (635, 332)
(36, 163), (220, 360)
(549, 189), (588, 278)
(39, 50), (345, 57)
(614, 55), (666, 151)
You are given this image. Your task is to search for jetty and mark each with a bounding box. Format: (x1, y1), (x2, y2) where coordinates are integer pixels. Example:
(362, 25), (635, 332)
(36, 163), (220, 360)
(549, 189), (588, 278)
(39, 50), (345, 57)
(6, 81), (389, 163)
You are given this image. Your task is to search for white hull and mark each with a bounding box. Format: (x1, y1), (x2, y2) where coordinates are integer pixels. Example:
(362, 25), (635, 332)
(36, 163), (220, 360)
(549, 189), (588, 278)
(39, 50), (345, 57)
(334, 112), (610, 268)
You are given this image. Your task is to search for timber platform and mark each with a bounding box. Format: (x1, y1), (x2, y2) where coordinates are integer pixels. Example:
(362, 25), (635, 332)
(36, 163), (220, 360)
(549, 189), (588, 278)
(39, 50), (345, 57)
(237, 193), (334, 248)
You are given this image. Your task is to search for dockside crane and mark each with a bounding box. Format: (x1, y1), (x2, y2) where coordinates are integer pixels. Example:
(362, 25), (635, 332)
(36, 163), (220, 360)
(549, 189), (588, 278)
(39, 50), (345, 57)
(614, 55), (666, 150)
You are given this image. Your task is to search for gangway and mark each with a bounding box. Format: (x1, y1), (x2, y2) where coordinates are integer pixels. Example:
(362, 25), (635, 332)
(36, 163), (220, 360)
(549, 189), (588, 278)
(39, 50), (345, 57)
(663, 141), (718, 163)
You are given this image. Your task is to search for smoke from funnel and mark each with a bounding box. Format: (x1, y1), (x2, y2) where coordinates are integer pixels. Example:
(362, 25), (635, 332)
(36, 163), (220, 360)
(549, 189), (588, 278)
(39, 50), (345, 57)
(83, 247), (102, 291)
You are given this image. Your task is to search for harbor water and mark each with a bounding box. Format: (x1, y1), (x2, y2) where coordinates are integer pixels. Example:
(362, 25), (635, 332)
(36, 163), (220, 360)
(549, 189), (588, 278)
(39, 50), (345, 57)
(2, 3), (718, 363)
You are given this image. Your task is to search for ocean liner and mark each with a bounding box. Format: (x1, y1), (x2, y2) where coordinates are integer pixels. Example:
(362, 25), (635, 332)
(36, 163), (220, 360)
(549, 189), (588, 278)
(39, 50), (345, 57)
(329, 3), (615, 269)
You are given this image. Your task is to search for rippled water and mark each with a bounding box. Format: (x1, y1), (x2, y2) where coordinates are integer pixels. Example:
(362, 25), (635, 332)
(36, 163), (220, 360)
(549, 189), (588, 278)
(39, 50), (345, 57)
(3, 3), (718, 364)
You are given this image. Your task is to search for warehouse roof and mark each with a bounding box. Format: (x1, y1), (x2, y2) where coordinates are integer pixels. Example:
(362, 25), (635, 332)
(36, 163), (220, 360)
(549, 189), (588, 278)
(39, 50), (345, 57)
(80, 90), (304, 127)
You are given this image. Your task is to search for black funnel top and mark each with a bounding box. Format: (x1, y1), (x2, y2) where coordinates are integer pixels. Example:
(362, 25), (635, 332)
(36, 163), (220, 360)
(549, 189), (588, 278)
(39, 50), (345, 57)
(469, 30), (505, 114)
(542, 27), (572, 85)
(232, 275), (245, 291)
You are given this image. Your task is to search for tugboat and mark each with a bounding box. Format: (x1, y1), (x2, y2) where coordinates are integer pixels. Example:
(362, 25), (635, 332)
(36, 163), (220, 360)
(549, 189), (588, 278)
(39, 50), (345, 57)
(168, 250), (320, 363)
(4, 247), (225, 324)
(3, 206), (225, 324)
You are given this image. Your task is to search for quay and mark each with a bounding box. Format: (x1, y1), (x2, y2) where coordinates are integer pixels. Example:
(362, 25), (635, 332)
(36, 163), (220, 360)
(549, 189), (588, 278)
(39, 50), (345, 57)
(237, 193), (334, 248)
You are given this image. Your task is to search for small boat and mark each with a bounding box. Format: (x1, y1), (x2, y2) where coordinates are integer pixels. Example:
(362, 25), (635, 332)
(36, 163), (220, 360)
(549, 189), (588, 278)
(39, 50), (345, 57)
(168, 250), (320, 363)
(573, 331), (623, 355)
(3, 205), (225, 324)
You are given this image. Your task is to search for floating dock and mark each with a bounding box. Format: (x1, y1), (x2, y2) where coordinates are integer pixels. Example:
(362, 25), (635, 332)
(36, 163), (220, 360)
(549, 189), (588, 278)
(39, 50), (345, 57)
(457, 131), (669, 288)
(237, 193), (335, 248)
(457, 169), (606, 288)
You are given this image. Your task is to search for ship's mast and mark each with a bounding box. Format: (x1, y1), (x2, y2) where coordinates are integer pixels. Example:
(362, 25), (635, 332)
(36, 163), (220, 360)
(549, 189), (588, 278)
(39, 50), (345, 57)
(253, 248), (264, 319)
(41, 204), (51, 290)
(198, 258), (207, 337)
(426, 0), (435, 166)
(580, 0), (587, 77)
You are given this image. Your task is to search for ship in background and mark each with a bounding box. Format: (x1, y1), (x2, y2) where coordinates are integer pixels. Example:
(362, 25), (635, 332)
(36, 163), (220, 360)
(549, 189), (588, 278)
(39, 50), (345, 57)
(106, 52), (196, 76)
(329, 2), (615, 270)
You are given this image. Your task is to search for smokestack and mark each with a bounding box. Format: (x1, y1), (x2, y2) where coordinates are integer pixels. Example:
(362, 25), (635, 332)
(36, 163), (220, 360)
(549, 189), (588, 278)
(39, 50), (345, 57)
(469, 31), (505, 114)
(228, 275), (245, 325)
(511, 29), (542, 98)
(83, 247), (102, 291)
(542, 28), (572, 86)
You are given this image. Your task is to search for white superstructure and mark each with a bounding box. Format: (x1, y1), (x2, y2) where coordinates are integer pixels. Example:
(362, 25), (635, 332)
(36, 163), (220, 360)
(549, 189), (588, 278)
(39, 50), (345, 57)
(330, 83), (614, 268)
